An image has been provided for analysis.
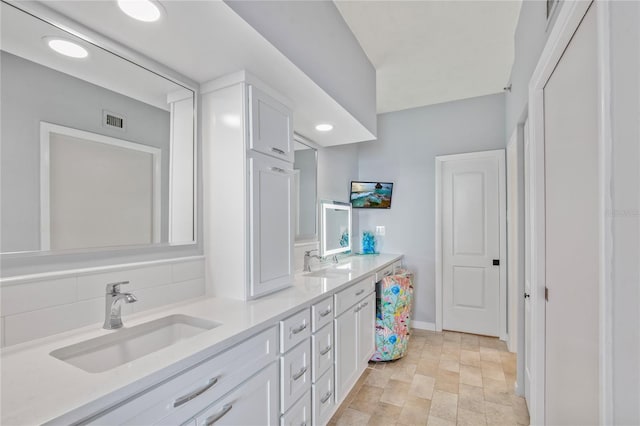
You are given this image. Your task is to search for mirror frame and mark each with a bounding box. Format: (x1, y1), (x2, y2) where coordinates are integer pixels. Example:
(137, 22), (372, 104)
(293, 134), (318, 243)
(319, 200), (352, 257)
(0, 1), (201, 276)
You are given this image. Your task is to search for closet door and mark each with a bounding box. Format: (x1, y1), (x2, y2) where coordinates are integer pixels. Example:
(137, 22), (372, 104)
(543, 3), (599, 423)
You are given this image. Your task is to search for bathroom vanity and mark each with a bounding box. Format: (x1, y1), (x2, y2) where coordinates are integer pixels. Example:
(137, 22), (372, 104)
(0, 254), (403, 426)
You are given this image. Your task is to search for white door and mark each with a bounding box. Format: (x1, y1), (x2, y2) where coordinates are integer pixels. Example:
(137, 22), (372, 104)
(523, 119), (533, 403)
(440, 150), (505, 336)
(543, 3), (599, 423)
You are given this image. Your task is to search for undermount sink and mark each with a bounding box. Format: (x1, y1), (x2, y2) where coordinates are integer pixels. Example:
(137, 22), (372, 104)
(50, 314), (221, 373)
(304, 267), (352, 278)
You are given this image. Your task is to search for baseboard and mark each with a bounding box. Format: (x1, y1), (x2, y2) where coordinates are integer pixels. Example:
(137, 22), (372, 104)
(411, 320), (436, 331)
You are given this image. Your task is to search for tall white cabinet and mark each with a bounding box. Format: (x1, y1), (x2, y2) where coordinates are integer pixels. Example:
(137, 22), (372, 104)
(203, 75), (294, 300)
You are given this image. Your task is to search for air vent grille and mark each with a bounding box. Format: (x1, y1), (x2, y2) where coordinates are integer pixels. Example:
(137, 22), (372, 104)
(103, 110), (126, 131)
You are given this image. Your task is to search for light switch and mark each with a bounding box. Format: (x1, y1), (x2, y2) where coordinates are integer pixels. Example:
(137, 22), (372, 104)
(375, 226), (386, 236)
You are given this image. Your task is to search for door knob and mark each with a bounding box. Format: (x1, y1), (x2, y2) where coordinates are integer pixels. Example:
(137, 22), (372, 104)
(524, 293), (530, 299)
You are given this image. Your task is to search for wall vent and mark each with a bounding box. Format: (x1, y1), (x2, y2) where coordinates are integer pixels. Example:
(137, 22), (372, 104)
(103, 110), (126, 131)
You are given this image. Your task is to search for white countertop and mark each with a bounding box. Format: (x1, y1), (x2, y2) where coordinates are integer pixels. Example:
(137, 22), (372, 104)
(0, 253), (402, 425)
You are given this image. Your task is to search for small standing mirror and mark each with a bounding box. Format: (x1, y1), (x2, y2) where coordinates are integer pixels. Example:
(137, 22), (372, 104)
(319, 200), (352, 257)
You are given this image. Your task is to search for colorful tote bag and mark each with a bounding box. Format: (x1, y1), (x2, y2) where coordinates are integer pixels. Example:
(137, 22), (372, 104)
(370, 269), (414, 362)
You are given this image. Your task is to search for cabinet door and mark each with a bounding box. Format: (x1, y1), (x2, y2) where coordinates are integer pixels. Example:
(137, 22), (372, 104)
(358, 293), (376, 366)
(248, 85), (293, 163)
(334, 307), (359, 402)
(249, 154), (294, 298)
(193, 362), (279, 426)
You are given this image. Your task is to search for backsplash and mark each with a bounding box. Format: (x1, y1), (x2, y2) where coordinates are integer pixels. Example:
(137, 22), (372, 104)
(0, 257), (205, 347)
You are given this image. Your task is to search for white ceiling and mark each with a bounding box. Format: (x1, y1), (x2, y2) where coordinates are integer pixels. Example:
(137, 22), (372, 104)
(335, 0), (522, 114)
(23, 0), (375, 146)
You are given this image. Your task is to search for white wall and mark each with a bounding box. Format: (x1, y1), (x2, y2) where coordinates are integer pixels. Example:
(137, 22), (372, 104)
(356, 93), (506, 325)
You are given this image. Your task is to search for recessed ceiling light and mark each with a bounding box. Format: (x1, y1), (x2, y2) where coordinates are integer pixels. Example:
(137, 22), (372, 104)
(44, 37), (89, 59)
(315, 123), (333, 132)
(117, 0), (163, 22)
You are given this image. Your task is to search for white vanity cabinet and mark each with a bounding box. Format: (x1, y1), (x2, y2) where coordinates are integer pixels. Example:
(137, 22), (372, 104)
(248, 85), (294, 163)
(333, 276), (376, 403)
(203, 77), (294, 301)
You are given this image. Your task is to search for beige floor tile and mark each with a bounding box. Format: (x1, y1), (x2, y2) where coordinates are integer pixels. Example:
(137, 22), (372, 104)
(368, 416), (397, 426)
(481, 361), (506, 381)
(439, 357), (460, 373)
(443, 331), (463, 342)
(429, 390), (458, 422)
(427, 416), (456, 426)
(365, 368), (393, 388)
(459, 350), (482, 367)
(435, 369), (460, 393)
(457, 407), (488, 426)
(409, 373), (436, 400)
(398, 396), (431, 425)
(380, 379), (411, 407)
(483, 384), (513, 406)
(337, 408), (372, 425)
(479, 347), (503, 363)
(459, 364), (483, 387)
(484, 401), (517, 425)
(370, 361), (387, 370)
(350, 385), (385, 412)
(482, 377), (508, 392)
(458, 383), (485, 414)
(511, 395), (530, 425)
(373, 401), (403, 419)
(389, 362), (418, 383)
(416, 358), (440, 377)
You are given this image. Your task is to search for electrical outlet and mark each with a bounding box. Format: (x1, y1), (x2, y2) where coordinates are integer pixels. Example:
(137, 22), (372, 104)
(375, 226), (386, 236)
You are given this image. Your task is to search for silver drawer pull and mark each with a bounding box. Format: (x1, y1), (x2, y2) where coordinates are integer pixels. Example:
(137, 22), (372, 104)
(271, 147), (285, 154)
(354, 305), (361, 313)
(206, 403), (233, 425)
(173, 377), (219, 407)
(355, 289), (365, 296)
(319, 308), (332, 317)
(271, 166), (286, 173)
(292, 366), (308, 381)
(361, 302), (369, 308)
(320, 345), (332, 356)
(291, 322), (307, 335)
(384, 270), (392, 276)
(320, 391), (333, 404)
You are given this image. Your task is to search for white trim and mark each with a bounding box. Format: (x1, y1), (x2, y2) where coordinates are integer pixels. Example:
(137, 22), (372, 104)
(527, 1), (613, 424)
(0, 255), (205, 286)
(411, 320), (436, 332)
(39, 122), (162, 250)
(434, 149), (507, 340)
(506, 128), (520, 353)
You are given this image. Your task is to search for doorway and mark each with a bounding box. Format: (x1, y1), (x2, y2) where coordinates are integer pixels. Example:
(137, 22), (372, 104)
(435, 150), (507, 338)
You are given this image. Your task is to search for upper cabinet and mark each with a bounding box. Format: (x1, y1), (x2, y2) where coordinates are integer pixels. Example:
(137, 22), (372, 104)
(249, 86), (294, 162)
(203, 75), (294, 300)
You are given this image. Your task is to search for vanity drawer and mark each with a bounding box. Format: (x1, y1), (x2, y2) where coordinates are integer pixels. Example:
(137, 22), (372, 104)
(280, 339), (312, 414)
(334, 277), (374, 316)
(375, 264), (395, 282)
(311, 323), (333, 383)
(311, 296), (333, 332)
(92, 326), (278, 425)
(312, 366), (335, 426)
(280, 308), (311, 353)
(281, 390), (311, 426)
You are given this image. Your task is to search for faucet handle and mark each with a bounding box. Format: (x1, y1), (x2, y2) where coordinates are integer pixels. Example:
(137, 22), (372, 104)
(106, 281), (130, 294)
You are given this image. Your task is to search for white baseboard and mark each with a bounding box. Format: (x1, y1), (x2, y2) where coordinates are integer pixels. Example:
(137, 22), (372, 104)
(411, 320), (436, 331)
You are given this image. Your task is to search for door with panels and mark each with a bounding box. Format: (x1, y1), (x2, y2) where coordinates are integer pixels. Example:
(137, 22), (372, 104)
(438, 150), (506, 337)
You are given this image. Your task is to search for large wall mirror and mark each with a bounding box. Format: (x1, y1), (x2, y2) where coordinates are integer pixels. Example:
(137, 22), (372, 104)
(0, 2), (196, 256)
(293, 137), (317, 242)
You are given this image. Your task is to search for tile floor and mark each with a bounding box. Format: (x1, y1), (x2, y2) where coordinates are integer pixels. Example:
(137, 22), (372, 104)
(328, 329), (530, 426)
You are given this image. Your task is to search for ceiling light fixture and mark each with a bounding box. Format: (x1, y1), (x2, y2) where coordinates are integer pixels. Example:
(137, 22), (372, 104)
(44, 37), (89, 59)
(117, 0), (163, 22)
(315, 123), (333, 132)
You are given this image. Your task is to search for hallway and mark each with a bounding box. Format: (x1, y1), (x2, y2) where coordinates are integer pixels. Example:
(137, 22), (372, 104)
(329, 329), (530, 425)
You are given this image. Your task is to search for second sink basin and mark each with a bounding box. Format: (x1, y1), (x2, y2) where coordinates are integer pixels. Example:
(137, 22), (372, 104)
(50, 314), (221, 373)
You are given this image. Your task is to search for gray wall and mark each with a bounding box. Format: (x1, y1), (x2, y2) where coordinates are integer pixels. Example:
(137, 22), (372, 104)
(504, 0), (551, 137)
(225, 0), (377, 137)
(294, 148), (317, 238)
(356, 93), (506, 324)
(1, 52), (170, 253)
(610, 1), (640, 423)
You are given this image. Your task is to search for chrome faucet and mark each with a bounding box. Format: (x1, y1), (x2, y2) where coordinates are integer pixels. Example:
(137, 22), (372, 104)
(103, 281), (137, 330)
(303, 249), (322, 272)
